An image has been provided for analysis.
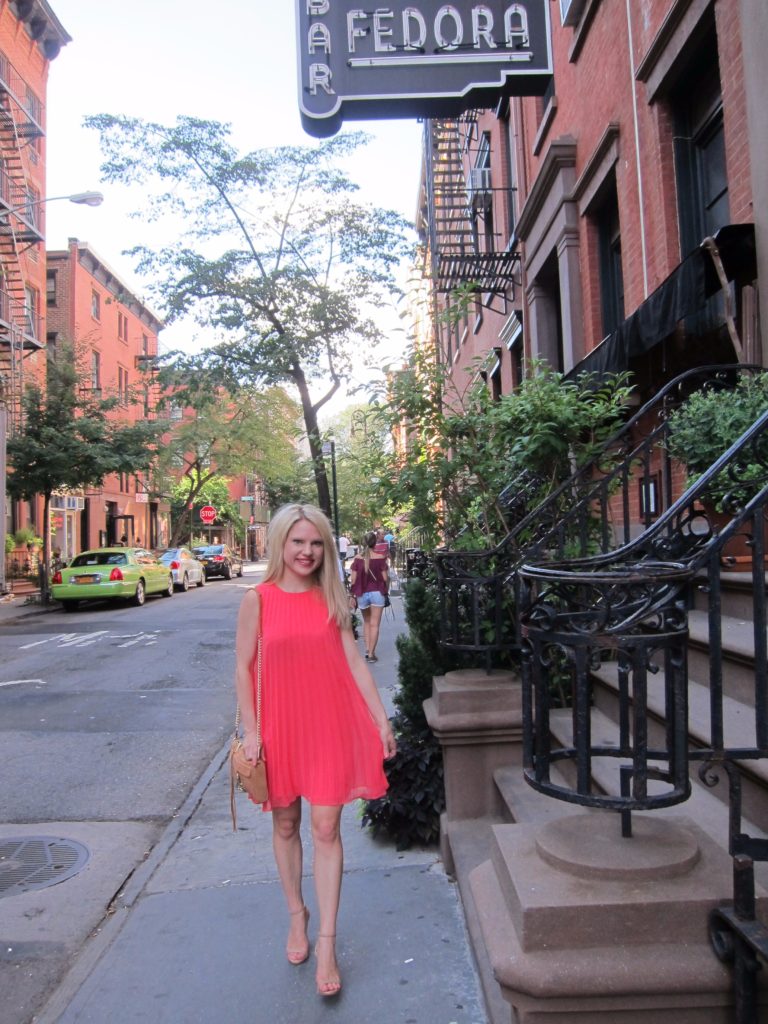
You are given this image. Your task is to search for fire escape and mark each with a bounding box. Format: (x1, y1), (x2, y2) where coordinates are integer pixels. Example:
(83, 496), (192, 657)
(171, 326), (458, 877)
(424, 113), (519, 306)
(0, 48), (44, 431)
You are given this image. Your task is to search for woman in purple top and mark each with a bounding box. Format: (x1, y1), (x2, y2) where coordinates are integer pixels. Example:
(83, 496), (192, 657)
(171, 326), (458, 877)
(348, 531), (389, 662)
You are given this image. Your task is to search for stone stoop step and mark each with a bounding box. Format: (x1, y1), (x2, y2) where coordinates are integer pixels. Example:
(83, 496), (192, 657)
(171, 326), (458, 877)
(686, 608), (767, 704)
(444, 817), (518, 1024)
(467, 818), (768, 1023)
(548, 702), (768, 888)
(592, 658), (768, 836)
(692, 570), (768, 622)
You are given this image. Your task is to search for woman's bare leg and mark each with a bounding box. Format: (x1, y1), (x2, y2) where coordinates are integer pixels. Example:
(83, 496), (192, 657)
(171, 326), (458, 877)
(367, 605), (384, 659)
(272, 801), (309, 961)
(311, 804), (343, 995)
(360, 606), (371, 655)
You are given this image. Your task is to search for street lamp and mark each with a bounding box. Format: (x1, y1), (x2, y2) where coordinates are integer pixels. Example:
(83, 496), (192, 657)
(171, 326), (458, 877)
(321, 439), (340, 545)
(0, 189), (104, 596)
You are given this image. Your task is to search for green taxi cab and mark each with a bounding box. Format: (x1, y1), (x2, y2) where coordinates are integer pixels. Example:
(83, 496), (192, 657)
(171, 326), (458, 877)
(51, 547), (174, 611)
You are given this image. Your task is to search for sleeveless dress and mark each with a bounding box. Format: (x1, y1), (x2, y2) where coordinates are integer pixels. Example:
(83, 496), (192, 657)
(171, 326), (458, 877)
(254, 582), (388, 810)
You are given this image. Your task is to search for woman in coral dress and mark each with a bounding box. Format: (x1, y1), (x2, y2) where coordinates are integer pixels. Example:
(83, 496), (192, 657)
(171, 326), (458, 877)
(234, 503), (396, 998)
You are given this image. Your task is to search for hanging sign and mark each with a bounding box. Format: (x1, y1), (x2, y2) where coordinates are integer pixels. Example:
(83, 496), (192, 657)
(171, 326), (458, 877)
(296, 1), (553, 137)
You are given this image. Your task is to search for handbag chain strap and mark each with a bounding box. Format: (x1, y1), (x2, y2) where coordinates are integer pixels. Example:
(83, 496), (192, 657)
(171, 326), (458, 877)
(234, 632), (262, 754)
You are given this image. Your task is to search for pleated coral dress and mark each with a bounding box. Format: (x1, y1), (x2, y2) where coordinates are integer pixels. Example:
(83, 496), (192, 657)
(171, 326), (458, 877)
(254, 582), (388, 810)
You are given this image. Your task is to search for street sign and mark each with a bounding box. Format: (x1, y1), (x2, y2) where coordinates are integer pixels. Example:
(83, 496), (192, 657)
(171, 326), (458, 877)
(199, 505), (217, 525)
(296, 1), (554, 137)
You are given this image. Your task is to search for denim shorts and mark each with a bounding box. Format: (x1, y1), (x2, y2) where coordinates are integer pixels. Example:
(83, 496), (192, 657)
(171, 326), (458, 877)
(357, 591), (386, 609)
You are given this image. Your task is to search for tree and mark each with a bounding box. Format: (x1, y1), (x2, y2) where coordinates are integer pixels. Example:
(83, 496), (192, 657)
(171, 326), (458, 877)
(322, 403), (393, 538)
(85, 114), (413, 519)
(7, 348), (162, 601)
(169, 475), (243, 547)
(154, 372), (300, 547)
(372, 343), (634, 550)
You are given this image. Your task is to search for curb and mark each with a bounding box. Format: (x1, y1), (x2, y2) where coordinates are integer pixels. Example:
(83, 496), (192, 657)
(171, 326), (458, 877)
(33, 738), (233, 1024)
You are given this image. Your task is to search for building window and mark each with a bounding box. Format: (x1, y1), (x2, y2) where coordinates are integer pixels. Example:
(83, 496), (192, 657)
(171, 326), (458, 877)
(470, 133), (493, 255)
(46, 331), (58, 361)
(118, 311), (128, 341)
(91, 290), (101, 320)
(118, 366), (129, 404)
(593, 178), (624, 338)
(142, 332), (149, 355)
(46, 270), (57, 307)
(489, 348), (503, 401)
(24, 286), (38, 338)
(91, 350), (101, 390)
(670, 33), (729, 258)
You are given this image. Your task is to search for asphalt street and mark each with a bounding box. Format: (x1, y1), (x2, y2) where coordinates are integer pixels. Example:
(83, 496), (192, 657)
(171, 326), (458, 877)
(0, 566), (255, 1024)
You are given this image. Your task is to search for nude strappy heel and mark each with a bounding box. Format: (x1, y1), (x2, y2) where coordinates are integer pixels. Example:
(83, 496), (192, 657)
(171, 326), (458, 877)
(314, 933), (342, 996)
(286, 905), (310, 965)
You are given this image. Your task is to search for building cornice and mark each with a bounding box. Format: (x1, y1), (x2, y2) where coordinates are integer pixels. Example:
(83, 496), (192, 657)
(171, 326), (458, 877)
(10, 0), (71, 60)
(68, 239), (165, 333)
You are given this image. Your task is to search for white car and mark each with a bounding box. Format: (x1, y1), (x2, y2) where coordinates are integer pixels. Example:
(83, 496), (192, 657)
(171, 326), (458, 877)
(157, 547), (206, 591)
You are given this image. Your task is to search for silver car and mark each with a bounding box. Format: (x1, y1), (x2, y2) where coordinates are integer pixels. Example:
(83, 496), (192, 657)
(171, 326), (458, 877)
(157, 547), (206, 591)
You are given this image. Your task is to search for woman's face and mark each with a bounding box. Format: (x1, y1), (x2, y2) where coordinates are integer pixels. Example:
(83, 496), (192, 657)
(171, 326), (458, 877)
(282, 518), (325, 583)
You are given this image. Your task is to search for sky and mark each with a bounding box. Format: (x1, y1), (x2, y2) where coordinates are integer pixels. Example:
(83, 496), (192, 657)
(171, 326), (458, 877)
(42, 0), (424, 383)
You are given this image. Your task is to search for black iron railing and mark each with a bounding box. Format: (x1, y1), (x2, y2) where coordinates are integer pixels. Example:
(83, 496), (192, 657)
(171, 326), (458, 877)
(518, 406), (768, 1022)
(435, 364), (763, 668)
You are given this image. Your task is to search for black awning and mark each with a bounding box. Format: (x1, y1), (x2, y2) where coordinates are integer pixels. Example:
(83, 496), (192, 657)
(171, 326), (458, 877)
(566, 223), (757, 380)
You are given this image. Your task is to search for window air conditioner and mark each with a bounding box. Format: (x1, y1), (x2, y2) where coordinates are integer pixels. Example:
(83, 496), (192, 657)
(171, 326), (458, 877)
(560, 0), (587, 26)
(467, 166), (492, 210)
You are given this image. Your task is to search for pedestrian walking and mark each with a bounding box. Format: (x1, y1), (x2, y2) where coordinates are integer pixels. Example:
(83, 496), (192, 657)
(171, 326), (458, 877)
(338, 533), (349, 560)
(348, 531), (389, 662)
(234, 503), (396, 998)
(373, 527), (389, 557)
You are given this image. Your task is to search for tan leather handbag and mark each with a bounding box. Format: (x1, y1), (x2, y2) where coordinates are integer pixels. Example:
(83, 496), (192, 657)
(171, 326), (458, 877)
(230, 632), (267, 829)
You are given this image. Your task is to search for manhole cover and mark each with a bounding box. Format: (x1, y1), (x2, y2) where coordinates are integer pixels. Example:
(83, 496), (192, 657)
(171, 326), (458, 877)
(0, 836), (90, 898)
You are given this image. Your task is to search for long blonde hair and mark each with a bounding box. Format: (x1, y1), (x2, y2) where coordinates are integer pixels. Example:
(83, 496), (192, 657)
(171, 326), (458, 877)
(263, 503), (349, 628)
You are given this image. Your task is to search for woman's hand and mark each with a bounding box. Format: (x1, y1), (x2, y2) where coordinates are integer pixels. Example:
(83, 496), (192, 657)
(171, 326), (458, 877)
(380, 720), (397, 760)
(242, 728), (262, 764)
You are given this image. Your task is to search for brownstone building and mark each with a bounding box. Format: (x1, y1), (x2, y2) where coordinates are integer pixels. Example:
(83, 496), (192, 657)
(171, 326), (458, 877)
(421, 0), (765, 398)
(417, 2), (768, 1020)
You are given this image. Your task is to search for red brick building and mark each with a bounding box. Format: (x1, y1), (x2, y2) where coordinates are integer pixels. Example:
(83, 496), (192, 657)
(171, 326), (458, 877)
(46, 239), (168, 557)
(420, 0), (764, 402)
(0, 1), (69, 567)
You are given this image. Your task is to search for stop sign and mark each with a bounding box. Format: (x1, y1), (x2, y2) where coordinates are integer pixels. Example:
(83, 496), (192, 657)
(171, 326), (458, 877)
(199, 505), (217, 525)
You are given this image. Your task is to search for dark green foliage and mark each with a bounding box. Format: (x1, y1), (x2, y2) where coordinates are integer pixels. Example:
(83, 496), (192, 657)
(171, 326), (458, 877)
(373, 350), (633, 549)
(360, 726), (445, 850)
(393, 633), (434, 729)
(401, 576), (444, 668)
(361, 577), (451, 849)
(666, 372), (768, 511)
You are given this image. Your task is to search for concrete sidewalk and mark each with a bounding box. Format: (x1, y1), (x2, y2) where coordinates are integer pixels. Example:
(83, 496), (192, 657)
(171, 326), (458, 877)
(33, 587), (488, 1024)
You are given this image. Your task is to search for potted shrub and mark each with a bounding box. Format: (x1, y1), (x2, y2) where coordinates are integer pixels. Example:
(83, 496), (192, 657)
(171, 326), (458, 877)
(13, 526), (37, 550)
(666, 371), (768, 567)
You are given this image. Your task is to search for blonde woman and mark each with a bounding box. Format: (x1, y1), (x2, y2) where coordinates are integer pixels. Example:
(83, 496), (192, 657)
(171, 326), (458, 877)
(348, 530), (389, 662)
(235, 504), (396, 998)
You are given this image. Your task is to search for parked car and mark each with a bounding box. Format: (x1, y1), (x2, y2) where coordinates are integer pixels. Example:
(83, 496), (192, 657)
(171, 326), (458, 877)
(197, 544), (244, 580)
(158, 547), (206, 591)
(51, 547), (174, 611)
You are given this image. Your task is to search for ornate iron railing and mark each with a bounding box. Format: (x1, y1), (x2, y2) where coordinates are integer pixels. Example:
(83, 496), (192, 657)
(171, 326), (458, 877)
(518, 404), (768, 1022)
(435, 363), (763, 667)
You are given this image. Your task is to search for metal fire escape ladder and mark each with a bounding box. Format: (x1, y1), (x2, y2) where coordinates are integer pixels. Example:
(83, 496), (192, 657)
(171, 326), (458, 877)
(0, 52), (45, 430)
(426, 115), (519, 300)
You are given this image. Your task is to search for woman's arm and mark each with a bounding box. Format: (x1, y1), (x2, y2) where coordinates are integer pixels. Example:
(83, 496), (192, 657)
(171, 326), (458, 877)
(235, 588), (261, 763)
(348, 557), (359, 591)
(340, 627), (397, 759)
